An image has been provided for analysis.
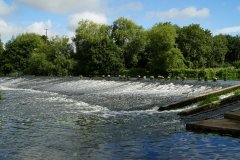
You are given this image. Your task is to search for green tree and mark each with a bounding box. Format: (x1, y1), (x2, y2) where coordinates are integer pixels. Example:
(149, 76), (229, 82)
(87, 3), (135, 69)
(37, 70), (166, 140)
(0, 38), (4, 75)
(211, 35), (228, 67)
(0, 38), (3, 56)
(148, 23), (185, 73)
(53, 55), (76, 76)
(112, 17), (146, 69)
(74, 20), (123, 75)
(47, 36), (74, 58)
(225, 35), (240, 64)
(2, 33), (44, 74)
(177, 24), (213, 68)
(28, 52), (54, 76)
(27, 36), (76, 76)
(164, 48), (186, 71)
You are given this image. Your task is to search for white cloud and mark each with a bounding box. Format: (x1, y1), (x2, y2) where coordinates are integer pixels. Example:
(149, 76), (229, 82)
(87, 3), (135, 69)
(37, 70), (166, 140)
(25, 20), (56, 37)
(0, 0), (15, 16)
(147, 6), (209, 20)
(0, 19), (58, 42)
(68, 12), (108, 30)
(215, 25), (240, 35)
(16, 0), (105, 14)
(0, 19), (21, 40)
(121, 2), (144, 10)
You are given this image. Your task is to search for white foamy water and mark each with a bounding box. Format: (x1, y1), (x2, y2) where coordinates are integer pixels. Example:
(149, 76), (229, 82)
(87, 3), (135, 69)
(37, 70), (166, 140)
(0, 77), (232, 114)
(44, 95), (110, 114)
(219, 92), (234, 99)
(43, 79), (219, 99)
(160, 104), (199, 113)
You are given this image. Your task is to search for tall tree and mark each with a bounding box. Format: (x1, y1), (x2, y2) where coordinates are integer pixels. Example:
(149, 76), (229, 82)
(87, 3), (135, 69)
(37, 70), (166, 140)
(0, 38), (4, 75)
(211, 35), (228, 67)
(112, 17), (146, 69)
(177, 24), (213, 68)
(148, 23), (185, 73)
(27, 36), (76, 76)
(2, 33), (44, 74)
(74, 20), (123, 75)
(0, 38), (3, 56)
(225, 35), (240, 64)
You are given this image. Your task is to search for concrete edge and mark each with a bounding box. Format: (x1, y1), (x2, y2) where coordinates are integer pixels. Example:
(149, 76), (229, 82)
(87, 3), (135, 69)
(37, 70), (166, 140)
(186, 120), (240, 137)
(158, 83), (240, 112)
(179, 95), (240, 116)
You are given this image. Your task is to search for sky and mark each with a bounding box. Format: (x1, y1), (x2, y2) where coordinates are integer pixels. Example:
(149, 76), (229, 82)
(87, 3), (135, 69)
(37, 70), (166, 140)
(0, 0), (240, 43)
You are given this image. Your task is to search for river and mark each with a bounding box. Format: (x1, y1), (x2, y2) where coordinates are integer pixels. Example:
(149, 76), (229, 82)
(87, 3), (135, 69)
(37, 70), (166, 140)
(0, 77), (240, 159)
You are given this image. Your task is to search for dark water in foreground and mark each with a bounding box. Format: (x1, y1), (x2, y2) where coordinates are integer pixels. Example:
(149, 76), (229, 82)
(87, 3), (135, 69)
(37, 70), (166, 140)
(0, 77), (240, 160)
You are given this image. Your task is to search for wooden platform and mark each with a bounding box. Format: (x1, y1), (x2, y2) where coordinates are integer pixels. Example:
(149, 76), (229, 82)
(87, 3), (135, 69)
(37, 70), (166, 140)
(186, 111), (240, 137)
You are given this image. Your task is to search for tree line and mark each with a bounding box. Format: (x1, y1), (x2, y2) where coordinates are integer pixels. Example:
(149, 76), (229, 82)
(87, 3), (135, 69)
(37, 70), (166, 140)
(0, 17), (240, 77)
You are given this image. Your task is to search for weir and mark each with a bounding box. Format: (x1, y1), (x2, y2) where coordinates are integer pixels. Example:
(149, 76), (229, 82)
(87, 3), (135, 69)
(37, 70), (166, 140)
(0, 77), (227, 111)
(1, 77), (240, 112)
(0, 77), (239, 112)
(1, 77), (240, 159)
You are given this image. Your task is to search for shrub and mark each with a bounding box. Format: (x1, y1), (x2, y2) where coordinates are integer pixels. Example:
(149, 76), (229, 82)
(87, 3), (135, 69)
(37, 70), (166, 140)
(232, 60), (240, 69)
(120, 68), (148, 77)
(198, 69), (207, 78)
(185, 69), (199, 78)
(168, 68), (240, 80)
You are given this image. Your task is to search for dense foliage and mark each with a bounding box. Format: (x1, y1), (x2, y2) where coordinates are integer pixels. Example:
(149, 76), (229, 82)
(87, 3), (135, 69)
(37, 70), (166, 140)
(1, 33), (45, 75)
(0, 39), (4, 76)
(148, 23), (185, 73)
(0, 17), (240, 77)
(73, 21), (123, 75)
(26, 36), (76, 76)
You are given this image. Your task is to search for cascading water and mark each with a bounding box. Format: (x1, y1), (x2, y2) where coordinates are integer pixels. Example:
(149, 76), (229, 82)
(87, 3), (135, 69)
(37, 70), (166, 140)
(0, 77), (225, 112)
(0, 77), (240, 159)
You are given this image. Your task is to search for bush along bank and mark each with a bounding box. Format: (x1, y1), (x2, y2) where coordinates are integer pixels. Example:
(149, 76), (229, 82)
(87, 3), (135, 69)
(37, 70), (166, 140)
(169, 68), (240, 80)
(114, 68), (240, 81)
